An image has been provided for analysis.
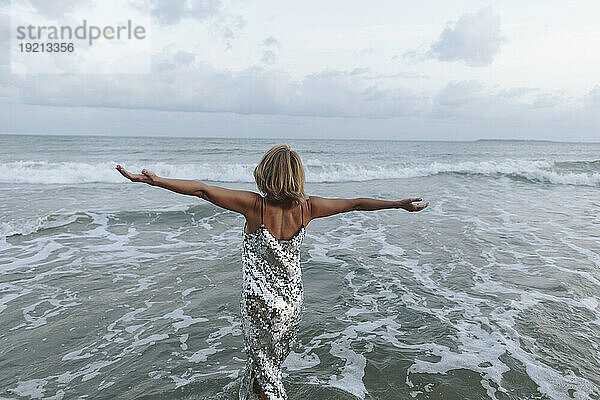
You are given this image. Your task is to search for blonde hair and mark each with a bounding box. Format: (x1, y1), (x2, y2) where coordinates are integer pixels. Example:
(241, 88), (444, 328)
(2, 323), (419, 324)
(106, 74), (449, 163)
(254, 144), (307, 207)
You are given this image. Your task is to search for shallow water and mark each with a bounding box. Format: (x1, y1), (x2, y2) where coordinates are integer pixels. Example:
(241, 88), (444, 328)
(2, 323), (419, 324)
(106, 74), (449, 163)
(1, 135), (599, 399)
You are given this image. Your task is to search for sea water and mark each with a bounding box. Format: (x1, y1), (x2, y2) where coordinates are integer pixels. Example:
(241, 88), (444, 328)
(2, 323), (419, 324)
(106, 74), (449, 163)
(1, 135), (599, 399)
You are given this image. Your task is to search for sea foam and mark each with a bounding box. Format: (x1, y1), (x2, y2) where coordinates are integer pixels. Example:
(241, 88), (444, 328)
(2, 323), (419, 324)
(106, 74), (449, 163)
(1, 159), (599, 186)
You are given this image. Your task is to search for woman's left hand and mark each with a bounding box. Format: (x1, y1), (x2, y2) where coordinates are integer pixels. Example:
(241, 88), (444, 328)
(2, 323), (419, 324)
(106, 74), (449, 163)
(399, 198), (429, 212)
(115, 164), (158, 185)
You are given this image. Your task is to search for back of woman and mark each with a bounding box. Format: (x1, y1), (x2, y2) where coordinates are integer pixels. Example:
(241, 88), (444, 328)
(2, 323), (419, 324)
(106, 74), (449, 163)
(240, 195), (306, 400)
(116, 144), (428, 400)
(239, 145), (308, 400)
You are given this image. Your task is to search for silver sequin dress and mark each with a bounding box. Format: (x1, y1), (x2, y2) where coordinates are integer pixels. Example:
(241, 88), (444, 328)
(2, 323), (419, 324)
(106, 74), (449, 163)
(239, 197), (306, 400)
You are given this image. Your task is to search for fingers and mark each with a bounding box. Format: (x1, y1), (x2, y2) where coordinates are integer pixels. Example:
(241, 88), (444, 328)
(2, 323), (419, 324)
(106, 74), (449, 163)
(410, 198), (423, 203)
(116, 166), (128, 177)
(414, 202), (429, 211)
(115, 165), (135, 181)
(406, 201), (429, 212)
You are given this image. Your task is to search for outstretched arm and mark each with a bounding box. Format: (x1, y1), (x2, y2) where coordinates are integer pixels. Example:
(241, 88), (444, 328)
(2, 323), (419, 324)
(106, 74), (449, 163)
(115, 165), (256, 215)
(309, 195), (428, 220)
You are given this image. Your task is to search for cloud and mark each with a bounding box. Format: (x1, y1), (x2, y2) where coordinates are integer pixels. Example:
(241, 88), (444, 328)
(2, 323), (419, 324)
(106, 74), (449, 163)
(432, 80), (565, 119)
(260, 36), (280, 65)
(290, 70), (425, 118)
(261, 50), (277, 65)
(406, 7), (504, 67)
(2, 59), (598, 140)
(4, 51), (575, 124)
(435, 80), (483, 106)
(210, 13), (246, 48)
(584, 85), (600, 108)
(9, 49), (425, 119)
(262, 36), (280, 48)
(431, 7), (503, 66)
(172, 50), (196, 66)
(147, 0), (245, 47)
(149, 0), (222, 25)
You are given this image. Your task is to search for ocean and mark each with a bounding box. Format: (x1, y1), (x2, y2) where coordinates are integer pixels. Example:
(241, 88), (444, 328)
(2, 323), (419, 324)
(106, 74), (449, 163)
(1, 134), (599, 400)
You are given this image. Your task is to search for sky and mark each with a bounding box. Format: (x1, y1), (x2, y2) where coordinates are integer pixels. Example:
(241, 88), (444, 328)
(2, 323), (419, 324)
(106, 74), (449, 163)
(1, 0), (599, 141)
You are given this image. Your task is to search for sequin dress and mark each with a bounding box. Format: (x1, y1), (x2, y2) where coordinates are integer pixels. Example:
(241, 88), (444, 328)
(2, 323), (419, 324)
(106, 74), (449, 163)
(239, 196), (306, 400)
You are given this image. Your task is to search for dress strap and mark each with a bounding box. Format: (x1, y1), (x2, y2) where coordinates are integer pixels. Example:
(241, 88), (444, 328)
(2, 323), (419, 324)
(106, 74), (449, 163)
(260, 195), (264, 225)
(300, 202), (304, 226)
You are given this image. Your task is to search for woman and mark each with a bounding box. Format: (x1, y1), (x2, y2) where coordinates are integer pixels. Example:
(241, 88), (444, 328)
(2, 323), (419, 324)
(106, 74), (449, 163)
(115, 144), (428, 400)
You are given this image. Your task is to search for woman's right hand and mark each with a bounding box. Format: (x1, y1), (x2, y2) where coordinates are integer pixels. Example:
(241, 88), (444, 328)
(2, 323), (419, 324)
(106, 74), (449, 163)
(115, 164), (158, 185)
(399, 198), (429, 212)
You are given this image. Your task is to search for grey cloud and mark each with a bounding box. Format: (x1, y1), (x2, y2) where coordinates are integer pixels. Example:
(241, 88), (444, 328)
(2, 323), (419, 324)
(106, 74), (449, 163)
(12, 51), (425, 119)
(435, 80), (483, 107)
(260, 36), (280, 65)
(262, 36), (280, 48)
(401, 50), (418, 60)
(261, 50), (276, 65)
(584, 85), (600, 108)
(3, 67), (598, 141)
(430, 7), (503, 66)
(9, 63), (574, 123)
(148, 0), (245, 47)
(406, 7), (504, 67)
(188, 0), (223, 21)
(0, 48), (583, 124)
(291, 70), (425, 118)
(495, 87), (539, 100)
(432, 80), (564, 119)
(211, 14), (247, 49)
(150, 0), (222, 25)
(528, 93), (563, 109)
(172, 50), (196, 66)
(494, 87), (563, 109)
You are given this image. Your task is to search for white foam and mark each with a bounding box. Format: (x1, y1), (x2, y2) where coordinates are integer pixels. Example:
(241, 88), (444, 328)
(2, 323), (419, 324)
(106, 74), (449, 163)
(131, 333), (169, 348)
(187, 346), (221, 363)
(0, 213), (78, 238)
(1, 159), (598, 185)
(401, 250), (600, 399)
(159, 308), (209, 331)
(55, 360), (118, 385)
(181, 287), (199, 297)
(1, 241), (64, 272)
(282, 350), (321, 371)
(8, 379), (47, 399)
(62, 348), (94, 361)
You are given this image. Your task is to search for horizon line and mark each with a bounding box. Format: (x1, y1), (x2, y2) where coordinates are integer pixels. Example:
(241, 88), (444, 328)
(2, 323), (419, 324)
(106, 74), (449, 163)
(1, 132), (599, 144)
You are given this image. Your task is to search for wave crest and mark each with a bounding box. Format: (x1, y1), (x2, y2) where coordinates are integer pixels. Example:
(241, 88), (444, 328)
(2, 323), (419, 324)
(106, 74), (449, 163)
(0, 159), (598, 186)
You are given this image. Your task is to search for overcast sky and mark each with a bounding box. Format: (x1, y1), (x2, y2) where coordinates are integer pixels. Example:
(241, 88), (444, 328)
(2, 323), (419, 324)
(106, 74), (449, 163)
(1, 0), (599, 141)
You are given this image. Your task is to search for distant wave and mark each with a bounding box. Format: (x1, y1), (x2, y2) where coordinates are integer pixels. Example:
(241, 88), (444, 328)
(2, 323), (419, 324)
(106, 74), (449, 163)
(1, 205), (209, 239)
(1, 159), (599, 186)
(554, 159), (600, 169)
(1, 212), (89, 238)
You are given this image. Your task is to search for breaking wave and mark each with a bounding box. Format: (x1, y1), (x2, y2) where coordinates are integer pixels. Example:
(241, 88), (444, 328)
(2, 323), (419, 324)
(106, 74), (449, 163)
(1, 159), (599, 186)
